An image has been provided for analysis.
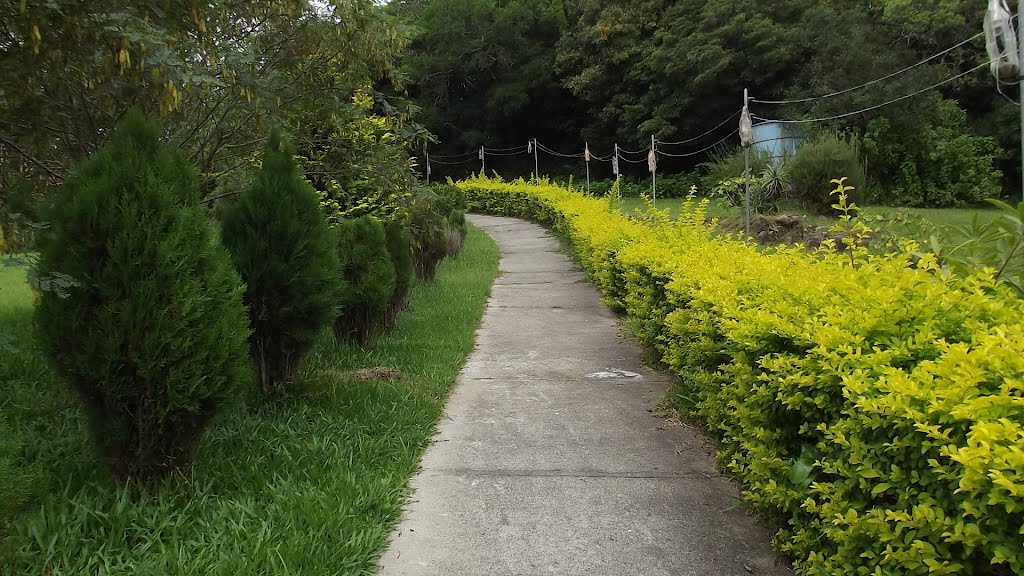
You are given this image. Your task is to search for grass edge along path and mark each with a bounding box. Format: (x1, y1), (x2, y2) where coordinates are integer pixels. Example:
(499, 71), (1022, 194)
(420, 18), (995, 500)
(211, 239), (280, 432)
(0, 224), (499, 575)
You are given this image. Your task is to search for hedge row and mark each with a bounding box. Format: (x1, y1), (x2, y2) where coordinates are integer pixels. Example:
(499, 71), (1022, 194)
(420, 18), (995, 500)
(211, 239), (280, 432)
(458, 175), (1024, 576)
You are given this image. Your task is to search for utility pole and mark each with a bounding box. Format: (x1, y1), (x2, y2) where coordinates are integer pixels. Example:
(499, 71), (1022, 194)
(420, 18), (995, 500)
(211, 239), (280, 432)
(649, 135), (657, 209)
(585, 143), (591, 195)
(741, 88), (752, 238)
(533, 138), (539, 182)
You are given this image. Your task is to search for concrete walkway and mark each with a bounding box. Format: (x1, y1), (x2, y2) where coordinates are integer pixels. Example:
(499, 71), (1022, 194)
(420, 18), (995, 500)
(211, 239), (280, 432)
(378, 215), (787, 576)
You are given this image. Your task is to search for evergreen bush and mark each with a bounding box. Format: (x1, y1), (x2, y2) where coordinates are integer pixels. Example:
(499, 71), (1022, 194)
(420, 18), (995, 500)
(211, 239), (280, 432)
(446, 209), (467, 257)
(221, 129), (343, 395)
(34, 111), (251, 482)
(786, 133), (867, 214)
(410, 200), (448, 281)
(334, 216), (395, 346)
(383, 221), (414, 330)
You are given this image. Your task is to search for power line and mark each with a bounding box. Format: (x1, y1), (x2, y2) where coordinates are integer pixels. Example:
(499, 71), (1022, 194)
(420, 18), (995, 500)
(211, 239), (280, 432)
(657, 109), (742, 146)
(536, 142), (583, 158)
(484, 144), (529, 152)
(752, 31), (985, 105)
(485, 147), (529, 156)
(754, 59), (992, 124)
(616, 145), (646, 155)
(656, 129), (739, 157)
(618, 155), (649, 164)
(430, 151), (477, 160)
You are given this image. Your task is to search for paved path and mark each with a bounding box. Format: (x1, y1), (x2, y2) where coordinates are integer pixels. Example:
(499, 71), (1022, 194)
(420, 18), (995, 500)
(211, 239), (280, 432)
(378, 215), (787, 576)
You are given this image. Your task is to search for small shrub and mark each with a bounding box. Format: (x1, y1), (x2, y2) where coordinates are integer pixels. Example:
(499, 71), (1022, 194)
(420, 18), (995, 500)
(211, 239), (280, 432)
(410, 200), (447, 281)
(432, 182), (467, 214)
(446, 209), (467, 258)
(786, 133), (866, 214)
(699, 147), (771, 192)
(35, 111), (251, 482)
(334, 216), (395, 347)
(384, 220), (414, 330)
(221, 129), (343, 395)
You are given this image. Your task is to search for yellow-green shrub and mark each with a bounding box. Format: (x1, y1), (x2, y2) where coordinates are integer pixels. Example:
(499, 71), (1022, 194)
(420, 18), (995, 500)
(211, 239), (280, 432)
(459, 174), (1024, 576)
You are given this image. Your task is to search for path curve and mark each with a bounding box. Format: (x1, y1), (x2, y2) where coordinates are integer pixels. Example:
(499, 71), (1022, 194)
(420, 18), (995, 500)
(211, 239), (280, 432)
(378, 215), (787, 576)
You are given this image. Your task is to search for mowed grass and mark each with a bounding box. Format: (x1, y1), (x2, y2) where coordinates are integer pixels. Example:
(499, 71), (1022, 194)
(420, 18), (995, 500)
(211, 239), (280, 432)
(0, 225), (499, 575)
(616, 196), (1003, 243)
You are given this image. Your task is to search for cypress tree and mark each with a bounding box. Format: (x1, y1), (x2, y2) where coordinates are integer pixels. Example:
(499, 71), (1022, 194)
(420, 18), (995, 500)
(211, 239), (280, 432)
(35, 111), (251, 482)
(221, 129), (343, 395)
(334, 216), (395, 347)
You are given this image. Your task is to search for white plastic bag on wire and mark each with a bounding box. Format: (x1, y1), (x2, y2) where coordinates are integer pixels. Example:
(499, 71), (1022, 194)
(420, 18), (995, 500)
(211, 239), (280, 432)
(739, 106), (753, 148)
(647, 149), (657, 173)
(986, 0), (1020, 82)
(612, 154), (619, 176)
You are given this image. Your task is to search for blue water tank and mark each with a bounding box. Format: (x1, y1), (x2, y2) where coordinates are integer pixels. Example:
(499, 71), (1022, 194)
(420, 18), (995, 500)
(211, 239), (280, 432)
(752, 122), (802, 164)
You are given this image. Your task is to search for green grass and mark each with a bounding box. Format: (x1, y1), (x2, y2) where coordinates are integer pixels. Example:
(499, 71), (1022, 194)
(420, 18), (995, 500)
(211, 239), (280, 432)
(616, 197), (1003, 244)
(0, 225), (500, 575)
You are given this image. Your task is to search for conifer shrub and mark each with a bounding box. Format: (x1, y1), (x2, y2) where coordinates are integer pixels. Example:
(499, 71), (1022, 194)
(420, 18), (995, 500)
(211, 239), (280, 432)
(446, 209), (467, 258)
(34, 112), (251, 482)
(221, 129), (343, 395)
(410, 200), (447, 281)
(334, 216), (395, 347)
(383, 220), (414, 330)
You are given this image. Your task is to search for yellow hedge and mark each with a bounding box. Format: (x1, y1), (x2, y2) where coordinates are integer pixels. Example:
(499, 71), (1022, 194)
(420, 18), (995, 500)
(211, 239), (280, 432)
(459, 175), (1024, 576)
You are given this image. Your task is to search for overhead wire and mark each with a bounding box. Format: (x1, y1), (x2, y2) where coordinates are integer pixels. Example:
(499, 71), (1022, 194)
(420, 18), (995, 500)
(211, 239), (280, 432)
(536, 142), (583, 158)
(754, 58), (995, 124)
(656, 129), (739, 157)
(751, 31), (986, 105)
(657, 109), (742, 146)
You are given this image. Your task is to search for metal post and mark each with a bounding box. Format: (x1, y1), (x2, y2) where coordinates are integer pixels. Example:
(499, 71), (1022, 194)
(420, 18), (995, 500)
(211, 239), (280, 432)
(480, 146), (485, 175)
(533, 138), (539, 183)
(585, 142), (591, 195)
(425, 151), (430, 185)
(1019, 0), (1023, 201)
(613, 143), (619, 177)
(651, 134), (659, 208)
(743, 88), (752, 237)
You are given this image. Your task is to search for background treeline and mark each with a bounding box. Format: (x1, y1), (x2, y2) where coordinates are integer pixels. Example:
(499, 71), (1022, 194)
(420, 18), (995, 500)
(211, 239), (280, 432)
(393, 0), (1017, 206)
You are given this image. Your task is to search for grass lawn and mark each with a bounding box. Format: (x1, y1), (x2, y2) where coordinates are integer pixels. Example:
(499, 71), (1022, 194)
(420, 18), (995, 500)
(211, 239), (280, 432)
(616, 196), (1003, 243)
(0, 225), (499, 575)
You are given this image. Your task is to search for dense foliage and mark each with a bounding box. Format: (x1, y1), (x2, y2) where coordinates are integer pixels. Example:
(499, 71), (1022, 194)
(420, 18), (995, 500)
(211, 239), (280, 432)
(221, 129), (342, 395)
(384, 220), (416, 329)
(2, 0), (422, 223)
(34, 113), (251, 482)
(399, 0), (1011, 204)
(335, 216), (396, 347)
(459, 175), (1024, 575)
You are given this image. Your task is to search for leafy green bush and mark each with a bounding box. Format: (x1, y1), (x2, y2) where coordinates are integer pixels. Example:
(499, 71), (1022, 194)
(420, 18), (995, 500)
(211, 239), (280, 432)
(431, 182), (468, 215)
(221, 129), (342, 395)
(862, 98), (1002, 207)
(460, 175), (1024, 576)
(410, 200), (448, 281)
(446, 209), (467, 257)
(34, 111), (251, 482)
(384, 220), (414, 330)
(699, 147), (771, 192)
(334, 216), (395, 346)
(786, 133), (866, 214)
